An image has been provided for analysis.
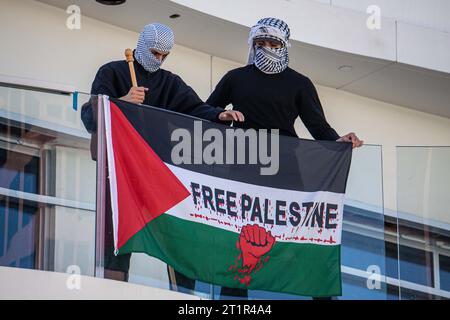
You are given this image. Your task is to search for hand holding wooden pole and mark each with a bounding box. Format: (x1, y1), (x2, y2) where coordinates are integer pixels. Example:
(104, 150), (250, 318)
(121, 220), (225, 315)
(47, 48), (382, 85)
(125, 48), (138, 87)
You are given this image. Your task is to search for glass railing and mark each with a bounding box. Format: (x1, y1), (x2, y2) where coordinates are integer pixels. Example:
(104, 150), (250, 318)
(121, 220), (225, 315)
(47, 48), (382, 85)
(91, 95), (391, 300)
(397, 146), (450, 299)
(340, 144), (388, 300)
(4, 83), (448, 299)
(0, 84), (95, 276)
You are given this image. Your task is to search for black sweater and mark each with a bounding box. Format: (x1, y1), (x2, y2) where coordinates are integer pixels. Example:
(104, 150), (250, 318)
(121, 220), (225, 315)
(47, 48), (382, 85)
(206, 64), (340, 140)
(81, 55), (224, 133)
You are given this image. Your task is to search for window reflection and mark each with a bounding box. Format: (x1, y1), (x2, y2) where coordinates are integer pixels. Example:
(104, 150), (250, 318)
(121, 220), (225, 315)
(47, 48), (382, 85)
(0, 148), (40, 269)
(440, 255), (450, 292)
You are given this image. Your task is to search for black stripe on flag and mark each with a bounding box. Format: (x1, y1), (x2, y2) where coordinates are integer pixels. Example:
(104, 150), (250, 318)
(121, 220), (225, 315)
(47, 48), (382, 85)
(110, 98), (352, 193)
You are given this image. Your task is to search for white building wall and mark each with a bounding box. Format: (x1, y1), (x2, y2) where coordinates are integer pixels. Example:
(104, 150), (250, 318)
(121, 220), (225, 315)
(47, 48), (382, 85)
(313, 0), (450, 33)
(1, 0), (450, 225)
(173, 0), (397, 61)
(173, 0), (450, 74)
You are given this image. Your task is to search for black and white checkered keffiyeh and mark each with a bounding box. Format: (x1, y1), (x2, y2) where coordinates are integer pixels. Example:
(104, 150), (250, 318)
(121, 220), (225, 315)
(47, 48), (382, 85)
(135, 23), (174, 73)
(247, 17), (291, 74)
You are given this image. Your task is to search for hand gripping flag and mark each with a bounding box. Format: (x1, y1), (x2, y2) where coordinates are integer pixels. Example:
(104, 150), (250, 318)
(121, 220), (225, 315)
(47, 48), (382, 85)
(103, 96), (352, 297)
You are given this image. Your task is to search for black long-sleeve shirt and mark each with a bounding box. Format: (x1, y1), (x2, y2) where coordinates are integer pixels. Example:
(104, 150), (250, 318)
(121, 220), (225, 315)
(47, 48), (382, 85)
(81, 53), (225, 133)
(206, 64), (340, 140)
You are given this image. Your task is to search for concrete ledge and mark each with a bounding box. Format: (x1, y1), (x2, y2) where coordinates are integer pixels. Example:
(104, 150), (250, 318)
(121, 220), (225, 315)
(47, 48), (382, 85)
(0, 267), (201, 300)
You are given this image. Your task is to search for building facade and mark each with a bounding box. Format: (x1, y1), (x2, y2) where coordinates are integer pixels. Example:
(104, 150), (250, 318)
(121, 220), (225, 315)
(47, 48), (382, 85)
(0, 0), (449, 299)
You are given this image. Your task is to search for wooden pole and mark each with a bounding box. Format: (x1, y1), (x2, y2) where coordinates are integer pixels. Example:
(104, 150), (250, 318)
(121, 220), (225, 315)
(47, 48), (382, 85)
(124, 48), (138, 87)
(168, 267), (178, 292)
(124, 48), (178, 290)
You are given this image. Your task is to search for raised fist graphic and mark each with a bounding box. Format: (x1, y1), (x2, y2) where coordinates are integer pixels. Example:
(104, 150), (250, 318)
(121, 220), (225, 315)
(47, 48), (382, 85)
(237, 224), (275, 273)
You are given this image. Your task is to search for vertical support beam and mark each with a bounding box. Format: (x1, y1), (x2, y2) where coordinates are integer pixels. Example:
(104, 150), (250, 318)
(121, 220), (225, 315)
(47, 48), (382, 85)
(37, 148), (56, 271)
(433, 248), (441, 292)
(94, 95), (106, 278)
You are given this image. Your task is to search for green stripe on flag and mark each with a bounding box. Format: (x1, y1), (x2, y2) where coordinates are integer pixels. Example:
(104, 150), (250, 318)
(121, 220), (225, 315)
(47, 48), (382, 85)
(119, 214), (342, 297)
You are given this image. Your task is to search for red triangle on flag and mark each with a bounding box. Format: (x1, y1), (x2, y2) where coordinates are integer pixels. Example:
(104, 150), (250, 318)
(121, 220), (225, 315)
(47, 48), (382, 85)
(109, 101), (190, 249)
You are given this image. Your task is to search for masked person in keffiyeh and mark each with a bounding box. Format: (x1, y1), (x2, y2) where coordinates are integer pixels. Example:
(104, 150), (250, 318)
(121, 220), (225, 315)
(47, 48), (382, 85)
(207, 17), (362, 147)
(81, 23), (244, 133)
(247, 17), (291, 74)
(205, 17), (363, 299)
(80, 22), (243, 285)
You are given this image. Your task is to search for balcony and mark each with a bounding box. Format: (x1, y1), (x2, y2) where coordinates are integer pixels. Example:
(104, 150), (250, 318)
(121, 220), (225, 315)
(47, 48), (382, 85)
(0, 83), (449, 300)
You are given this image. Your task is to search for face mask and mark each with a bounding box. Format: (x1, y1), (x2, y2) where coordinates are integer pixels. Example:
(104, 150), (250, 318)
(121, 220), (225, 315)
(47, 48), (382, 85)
(135, 23), (174, 73)
(136, 50), (163, 73)
(254, 45), (289, 74)
(247, 18), (291, 73)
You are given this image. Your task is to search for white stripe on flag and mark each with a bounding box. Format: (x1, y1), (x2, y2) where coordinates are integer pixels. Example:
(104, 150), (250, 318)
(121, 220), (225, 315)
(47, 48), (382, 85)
(103, 96), (120, 255)
(165, 163), (344, 246)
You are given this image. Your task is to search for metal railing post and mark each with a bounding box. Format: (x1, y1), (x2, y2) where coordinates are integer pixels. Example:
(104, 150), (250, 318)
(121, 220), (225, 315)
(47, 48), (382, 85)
(95, 95), (106, 278)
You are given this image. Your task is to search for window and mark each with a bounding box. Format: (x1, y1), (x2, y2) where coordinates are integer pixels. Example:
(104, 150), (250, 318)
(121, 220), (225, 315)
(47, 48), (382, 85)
(386, 242), (434, 287)
(0, 147), (40, 269)
(439, 254), (450, 291)
(341, 231), (386, 273)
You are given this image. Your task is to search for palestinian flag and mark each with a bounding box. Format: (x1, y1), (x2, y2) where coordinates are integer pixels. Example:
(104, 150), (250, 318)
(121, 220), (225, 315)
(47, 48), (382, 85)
(103, 96), (352, 297)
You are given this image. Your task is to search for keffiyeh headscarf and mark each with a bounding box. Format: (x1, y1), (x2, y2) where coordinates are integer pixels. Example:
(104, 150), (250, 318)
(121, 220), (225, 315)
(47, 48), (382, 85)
(135, 23), (174, 73)
(247, 17), (291, 74)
